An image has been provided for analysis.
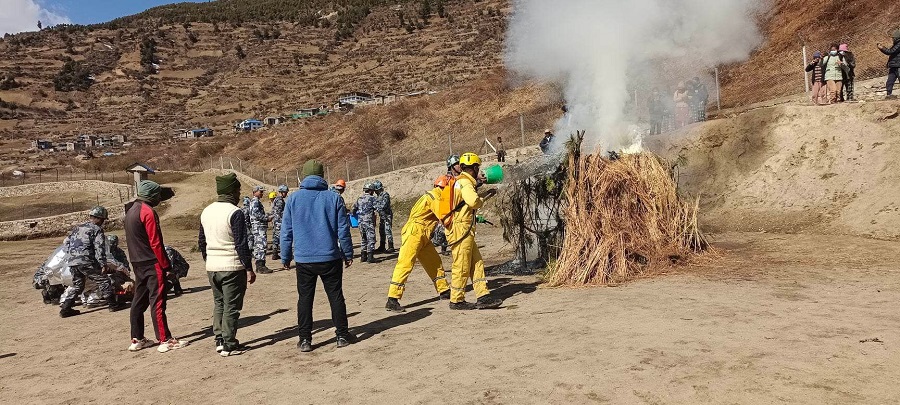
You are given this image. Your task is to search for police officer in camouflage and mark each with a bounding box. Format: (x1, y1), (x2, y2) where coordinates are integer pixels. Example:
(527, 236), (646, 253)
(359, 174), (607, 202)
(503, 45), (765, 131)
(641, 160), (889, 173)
(242, 196), (254, 251)
(271, 184), (288, 265)
(250, 186), (273, 274)
(59, 206), (128, 317)
(352, 183), (378, 263)
(372, 180), (395, 253)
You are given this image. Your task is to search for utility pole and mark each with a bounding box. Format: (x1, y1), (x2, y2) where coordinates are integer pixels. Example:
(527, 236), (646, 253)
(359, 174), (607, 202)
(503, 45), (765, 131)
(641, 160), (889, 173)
(519, 113), (525, 147)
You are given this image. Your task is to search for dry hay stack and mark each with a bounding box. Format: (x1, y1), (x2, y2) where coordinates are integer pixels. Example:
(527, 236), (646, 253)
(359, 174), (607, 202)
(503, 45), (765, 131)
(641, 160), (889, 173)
(545, 151), (708, 286)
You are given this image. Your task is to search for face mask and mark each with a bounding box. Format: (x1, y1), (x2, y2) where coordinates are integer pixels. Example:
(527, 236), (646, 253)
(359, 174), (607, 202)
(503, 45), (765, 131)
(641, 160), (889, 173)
(839, 51), (845, 55)
(830, 51), (838, 56)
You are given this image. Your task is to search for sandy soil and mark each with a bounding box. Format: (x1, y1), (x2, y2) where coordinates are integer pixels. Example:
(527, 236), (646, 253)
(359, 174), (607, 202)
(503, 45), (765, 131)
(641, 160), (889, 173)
(1, 221), (898, 404)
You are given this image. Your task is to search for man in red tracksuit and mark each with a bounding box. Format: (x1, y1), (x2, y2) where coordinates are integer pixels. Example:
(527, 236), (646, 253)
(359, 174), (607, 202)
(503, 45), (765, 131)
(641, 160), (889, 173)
(124, 180), (186, 353)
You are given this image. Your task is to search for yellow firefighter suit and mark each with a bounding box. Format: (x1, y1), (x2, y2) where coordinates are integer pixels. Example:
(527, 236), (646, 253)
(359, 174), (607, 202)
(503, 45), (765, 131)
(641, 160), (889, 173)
(448, 171), (489, 303)
(387, 188), (451, 299)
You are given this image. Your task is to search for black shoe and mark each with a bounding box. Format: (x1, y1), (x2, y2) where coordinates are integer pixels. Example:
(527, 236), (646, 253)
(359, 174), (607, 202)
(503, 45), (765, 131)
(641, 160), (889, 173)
(375, 247), (386, 253)
(297, 339), (312, 352)
(215, 338), (224, 353)
(476, 296), (503, 310)
(439, 290), (451, 300)
(360, 252), (368, 262)
(368, 253), (378, 263)
(271, 252), (281, 261)
(336, 335), (355, 348)
(50, 298), (60, 305)
(449, 301), (476, 310)
(387, 245), (395, 253)
(256, 261), (273, 274)
(173, 288), (184, 297)
(385, 298), (405, 313)
(108, 297), (129, 312)
(59, 308), (81, 318)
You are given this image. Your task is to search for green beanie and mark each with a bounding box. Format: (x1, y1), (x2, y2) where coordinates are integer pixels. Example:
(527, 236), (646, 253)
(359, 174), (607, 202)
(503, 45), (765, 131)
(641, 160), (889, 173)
(301, 159), (325, 178)
(137, 180), (161, 203)
(216, 172), (241, 196)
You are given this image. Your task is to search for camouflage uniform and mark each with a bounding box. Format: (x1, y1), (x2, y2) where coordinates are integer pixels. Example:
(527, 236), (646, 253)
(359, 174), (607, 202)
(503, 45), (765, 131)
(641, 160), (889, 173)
(242, 197), (254, 251)
(165, 245), (189, 295)
(271, 194), (286, 259)
(352, 193), (377, 255)
(375, 191), (394, 251)
(249, 196), (269, 261)
(59, 222), (111, 308)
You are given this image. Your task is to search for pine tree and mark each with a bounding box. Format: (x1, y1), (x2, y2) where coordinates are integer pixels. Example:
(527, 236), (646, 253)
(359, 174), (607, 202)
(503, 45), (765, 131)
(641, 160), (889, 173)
(419, 0), (432, 24)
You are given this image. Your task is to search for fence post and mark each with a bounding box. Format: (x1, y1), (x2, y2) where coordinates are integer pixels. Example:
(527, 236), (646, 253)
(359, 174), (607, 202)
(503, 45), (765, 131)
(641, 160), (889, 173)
(448, 133), (453, 155)
(519, 113), (526, 147)
(802, 45), (809, 94)
(366, 154), (371, 177)
(714, 67), (722, 112)
(345, 161), (350, 181)
(390, 148), (395, 171)
(220, 156), (224, 170)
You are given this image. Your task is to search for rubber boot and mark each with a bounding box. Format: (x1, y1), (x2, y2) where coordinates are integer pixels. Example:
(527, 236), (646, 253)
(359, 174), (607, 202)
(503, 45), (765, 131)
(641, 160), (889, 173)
(368, 251), (377, 263)
(361, 251), (368, 263)
(59, 300), (81, 318)
(387, 243), (395, 254)
(256, 260), (273, 274)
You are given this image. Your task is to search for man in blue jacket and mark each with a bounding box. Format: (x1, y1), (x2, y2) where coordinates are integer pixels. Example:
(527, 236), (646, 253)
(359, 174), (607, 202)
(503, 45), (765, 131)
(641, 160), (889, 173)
(281, 159), (355, 353)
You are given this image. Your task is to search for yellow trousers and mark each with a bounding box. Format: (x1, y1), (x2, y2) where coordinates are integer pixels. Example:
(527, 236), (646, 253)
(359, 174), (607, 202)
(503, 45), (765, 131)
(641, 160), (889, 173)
(450, 232), (489, 303)
(387, 223), (450, 300)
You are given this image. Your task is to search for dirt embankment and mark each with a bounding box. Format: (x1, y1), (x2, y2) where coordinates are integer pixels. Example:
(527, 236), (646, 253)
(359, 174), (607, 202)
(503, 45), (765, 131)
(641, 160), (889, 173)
(649, 99), (900, 239)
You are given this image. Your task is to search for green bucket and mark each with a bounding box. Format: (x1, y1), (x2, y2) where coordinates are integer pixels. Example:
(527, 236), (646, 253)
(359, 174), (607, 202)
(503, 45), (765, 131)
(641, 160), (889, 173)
(484, 165), (504, 184)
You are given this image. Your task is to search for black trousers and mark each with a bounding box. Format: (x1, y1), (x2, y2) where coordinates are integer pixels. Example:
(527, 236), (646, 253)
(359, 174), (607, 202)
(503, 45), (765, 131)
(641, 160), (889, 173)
(130, 260), (172, 342)
(295, 260), (348, 341)
(888, 67), (899, 96)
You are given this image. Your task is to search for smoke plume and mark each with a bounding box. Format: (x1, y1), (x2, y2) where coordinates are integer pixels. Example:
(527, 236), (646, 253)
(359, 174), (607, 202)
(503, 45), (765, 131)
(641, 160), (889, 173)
(505, 0), (766, 152)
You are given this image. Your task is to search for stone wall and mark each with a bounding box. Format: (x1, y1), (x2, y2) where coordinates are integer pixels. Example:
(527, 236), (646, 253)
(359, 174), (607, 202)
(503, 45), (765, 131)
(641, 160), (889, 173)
(0, 180), (133, 199)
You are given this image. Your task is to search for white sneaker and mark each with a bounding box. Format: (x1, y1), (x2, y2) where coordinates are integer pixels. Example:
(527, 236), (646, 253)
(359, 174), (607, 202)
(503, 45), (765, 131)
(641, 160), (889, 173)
(219, 348), (246, 357)
(128, 338), (155, 352)
(157, 338), (187, 353)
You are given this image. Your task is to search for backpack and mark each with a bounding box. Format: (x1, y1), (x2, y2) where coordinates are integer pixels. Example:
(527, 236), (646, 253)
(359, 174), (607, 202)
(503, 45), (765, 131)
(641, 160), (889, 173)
(435, 174), (458, 227)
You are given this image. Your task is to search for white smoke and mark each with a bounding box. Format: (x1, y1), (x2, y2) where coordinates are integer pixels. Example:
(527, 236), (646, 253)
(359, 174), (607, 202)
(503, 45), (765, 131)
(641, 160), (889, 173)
(0, 0), (71, 36)
(505, 0), (766, 152)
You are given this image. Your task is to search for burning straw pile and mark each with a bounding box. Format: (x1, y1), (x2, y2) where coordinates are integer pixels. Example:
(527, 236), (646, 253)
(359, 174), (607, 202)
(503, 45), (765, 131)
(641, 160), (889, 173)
(545, 149), (708, 286)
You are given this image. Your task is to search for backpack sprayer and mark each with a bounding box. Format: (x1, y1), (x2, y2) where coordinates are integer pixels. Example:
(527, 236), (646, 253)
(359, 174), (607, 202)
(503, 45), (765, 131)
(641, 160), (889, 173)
(441, 164), (504, 246)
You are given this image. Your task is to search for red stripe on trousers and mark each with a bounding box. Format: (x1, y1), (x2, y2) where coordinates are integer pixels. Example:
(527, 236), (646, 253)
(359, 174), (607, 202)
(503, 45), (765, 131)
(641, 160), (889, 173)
(154, 263), (168, 341)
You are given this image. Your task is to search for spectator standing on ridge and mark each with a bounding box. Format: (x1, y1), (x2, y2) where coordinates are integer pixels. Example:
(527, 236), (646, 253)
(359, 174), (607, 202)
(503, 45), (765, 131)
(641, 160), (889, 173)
(648, 88), (664, 135)
(806, 51), (827, 105)
(838, 44), (857, 101)
(673, 82), (690, 128)
(822, 44), (845, 104)
(878, 28), (900, 99)
(496, 136), (506, 162)
(539, 129), (554, 154)
(690, 77), (709, 122)
(280, 160), (355, 353)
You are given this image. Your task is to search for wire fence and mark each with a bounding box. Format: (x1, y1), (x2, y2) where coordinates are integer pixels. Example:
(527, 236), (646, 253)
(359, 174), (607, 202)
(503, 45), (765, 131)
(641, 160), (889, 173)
(0, 168), (134, 187)
(199, 109), (559, 186)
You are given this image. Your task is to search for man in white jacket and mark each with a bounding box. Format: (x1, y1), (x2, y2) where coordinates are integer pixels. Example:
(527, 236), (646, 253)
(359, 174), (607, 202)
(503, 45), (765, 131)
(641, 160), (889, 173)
(199, 173), (256, 357)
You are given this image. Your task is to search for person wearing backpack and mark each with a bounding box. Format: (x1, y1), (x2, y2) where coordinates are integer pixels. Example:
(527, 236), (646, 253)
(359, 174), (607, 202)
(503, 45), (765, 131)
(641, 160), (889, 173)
(822, 44), (845, 104)
(446, 153), (503, 310)
(384, 175), (453, 313)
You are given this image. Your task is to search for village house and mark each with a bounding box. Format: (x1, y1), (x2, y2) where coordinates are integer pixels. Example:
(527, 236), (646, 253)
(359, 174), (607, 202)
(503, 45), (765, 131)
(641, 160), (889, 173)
(176, 128), (214, 139)
(265, 116), (286, 126)
(234, 119), (263, 132)
(338, 92), (373, 105)
(31, 139), (53, 150)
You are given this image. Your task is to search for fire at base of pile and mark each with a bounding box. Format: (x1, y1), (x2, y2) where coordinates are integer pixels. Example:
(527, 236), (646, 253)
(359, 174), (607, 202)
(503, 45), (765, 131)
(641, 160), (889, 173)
(546, 151), (708, 287)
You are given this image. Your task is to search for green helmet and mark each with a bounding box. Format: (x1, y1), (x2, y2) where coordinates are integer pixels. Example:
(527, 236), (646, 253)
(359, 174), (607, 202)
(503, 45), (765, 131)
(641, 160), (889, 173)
(106, 234), (119, 247)
(89, 206), (109, 219)
(371, 180), (383, 191)
(447, 155), (461, 168)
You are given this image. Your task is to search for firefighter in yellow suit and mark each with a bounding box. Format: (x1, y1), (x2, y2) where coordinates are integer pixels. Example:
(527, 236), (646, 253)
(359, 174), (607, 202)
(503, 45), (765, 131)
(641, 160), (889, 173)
(448, 153), (503, 310)
(384, 176), (453, 313)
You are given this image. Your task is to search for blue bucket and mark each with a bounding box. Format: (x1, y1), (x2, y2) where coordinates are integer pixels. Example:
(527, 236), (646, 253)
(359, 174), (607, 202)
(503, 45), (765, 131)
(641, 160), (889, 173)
(349, 214), (359, 228)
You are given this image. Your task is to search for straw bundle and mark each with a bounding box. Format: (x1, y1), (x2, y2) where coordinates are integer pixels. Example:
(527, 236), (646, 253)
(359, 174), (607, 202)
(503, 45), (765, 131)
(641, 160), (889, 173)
(545, 151), (707, 286)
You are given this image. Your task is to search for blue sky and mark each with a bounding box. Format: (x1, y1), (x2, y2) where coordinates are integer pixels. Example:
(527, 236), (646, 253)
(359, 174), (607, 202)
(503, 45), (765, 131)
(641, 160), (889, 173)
(0, 0), (208, 36)
(46, 0), (207, 25)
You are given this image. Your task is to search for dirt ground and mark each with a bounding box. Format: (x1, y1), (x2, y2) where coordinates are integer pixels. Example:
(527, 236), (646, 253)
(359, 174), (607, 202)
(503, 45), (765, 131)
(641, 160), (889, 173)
(1, 221), (899, 404)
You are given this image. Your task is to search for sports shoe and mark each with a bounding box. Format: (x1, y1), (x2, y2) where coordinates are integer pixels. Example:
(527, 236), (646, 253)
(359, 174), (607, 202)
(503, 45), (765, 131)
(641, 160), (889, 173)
(385, 298), (405, 313)
(476, 296), (503, 310)
(439, 290), (451, 300)
(59, 308), (81, 318)
(336, 335), (355, 348)
(215, 338), (224, 353)
(449, 301), (476, 310)
(157, 338), (187, 353)
(220, 344), (248, 357)
(128, 338), (156, 352)
(297, 339), (312, 352)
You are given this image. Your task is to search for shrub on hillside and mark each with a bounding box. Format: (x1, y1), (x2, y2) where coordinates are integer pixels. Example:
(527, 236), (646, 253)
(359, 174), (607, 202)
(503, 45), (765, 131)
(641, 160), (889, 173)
(53, 59), (93, 92)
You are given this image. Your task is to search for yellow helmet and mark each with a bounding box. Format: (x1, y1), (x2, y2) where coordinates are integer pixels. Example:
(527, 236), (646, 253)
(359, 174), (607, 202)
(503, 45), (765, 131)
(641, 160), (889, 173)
(459, 152), (482, 167)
